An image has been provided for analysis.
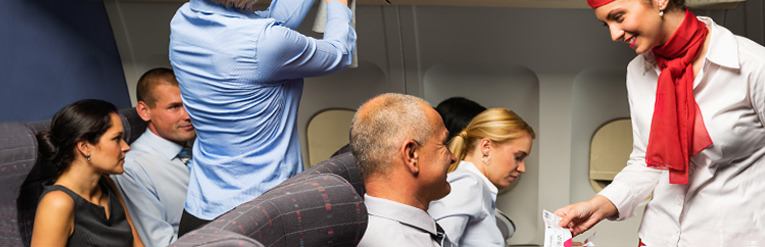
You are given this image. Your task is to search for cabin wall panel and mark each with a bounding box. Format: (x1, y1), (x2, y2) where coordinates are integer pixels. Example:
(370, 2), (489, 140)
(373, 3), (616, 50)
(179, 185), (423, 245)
(570, 67), (629, 202)
(298, 6), (410, 163)
(1, 0), (130, 122)
(422, 63), (541, 244)
(104, 0), (184, 106)
(569, 68), (638, 246)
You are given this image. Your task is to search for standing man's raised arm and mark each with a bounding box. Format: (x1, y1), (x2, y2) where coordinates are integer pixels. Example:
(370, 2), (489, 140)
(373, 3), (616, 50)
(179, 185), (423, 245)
(264, 0), (316, 29)
(256, 0), (355, 80)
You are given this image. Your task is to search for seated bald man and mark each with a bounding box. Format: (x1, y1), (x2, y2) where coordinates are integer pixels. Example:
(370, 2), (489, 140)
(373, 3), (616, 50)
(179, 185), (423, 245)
(352, 93), (457, 247)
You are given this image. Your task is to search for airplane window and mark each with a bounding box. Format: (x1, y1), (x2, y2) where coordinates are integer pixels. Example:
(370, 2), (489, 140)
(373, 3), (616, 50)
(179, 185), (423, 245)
(589, 118), (632, 192)
(306, 109), (356, 166)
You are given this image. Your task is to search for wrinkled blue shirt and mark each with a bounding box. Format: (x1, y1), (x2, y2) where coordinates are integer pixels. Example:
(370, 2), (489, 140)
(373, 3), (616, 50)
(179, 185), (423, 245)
(169, 0), (355, 219)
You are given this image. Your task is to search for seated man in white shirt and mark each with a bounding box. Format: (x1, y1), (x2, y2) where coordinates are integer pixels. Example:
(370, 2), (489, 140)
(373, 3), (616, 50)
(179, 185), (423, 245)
(112, 68), (196, 246)
(352, 93), (457, 247)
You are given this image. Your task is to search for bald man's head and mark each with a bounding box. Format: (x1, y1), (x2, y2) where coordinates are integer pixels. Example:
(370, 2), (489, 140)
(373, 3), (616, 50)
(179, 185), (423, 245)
(350, 93), (436, 178)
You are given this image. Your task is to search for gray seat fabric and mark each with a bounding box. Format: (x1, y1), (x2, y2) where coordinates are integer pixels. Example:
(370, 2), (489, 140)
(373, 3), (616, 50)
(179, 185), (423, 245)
(330, 143), (352, 158)
(118, 107), (147, 145)
(17, 120), (54, 246)
(0, 122), (37, 247)
(172, 173), (367, 247)
(170, 228), (264, 247)
(285, 152), (364, 196)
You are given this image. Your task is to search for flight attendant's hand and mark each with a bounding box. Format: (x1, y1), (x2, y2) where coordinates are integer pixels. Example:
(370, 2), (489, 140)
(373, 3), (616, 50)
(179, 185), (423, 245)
(554, 195), (617, 237)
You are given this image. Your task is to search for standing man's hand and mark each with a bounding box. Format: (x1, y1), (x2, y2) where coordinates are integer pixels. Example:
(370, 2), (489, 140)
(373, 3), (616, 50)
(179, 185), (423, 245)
(328, 0), (348, 5)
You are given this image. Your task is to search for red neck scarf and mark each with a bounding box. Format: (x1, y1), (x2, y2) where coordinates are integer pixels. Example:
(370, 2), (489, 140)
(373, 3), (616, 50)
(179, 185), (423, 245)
(646, 10), (712, 184)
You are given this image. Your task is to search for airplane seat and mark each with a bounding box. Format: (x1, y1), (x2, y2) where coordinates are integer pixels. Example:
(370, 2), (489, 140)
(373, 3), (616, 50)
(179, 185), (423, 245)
(171, 228), (264, 247)
(171, 173), (367, 247)
(16, 119), (55, 247)
(495, 208), (516, 241)
(284, 152), (364, 196)
(118, 107), (148, 145)
(3, 107), (146, 247)
(0, 122), (38, 247)
(330, 144), (352, 158)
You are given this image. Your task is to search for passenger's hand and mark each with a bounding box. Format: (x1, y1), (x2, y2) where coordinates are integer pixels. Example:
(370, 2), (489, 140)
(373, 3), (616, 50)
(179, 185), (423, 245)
(554, 195), (617, 237)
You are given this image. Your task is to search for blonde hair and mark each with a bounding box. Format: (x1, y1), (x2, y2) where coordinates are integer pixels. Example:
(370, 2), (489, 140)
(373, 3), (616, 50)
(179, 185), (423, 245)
(447, 108), (535, 172)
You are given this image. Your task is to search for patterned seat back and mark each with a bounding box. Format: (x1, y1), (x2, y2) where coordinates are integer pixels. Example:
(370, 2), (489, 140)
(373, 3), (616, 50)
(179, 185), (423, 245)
(281, 152), (365, 196)
(172, 173), (367, 247)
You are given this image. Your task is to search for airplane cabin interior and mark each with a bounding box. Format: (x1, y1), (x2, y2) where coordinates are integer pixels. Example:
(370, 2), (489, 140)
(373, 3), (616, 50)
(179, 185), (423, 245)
(1, 0), (763, 246)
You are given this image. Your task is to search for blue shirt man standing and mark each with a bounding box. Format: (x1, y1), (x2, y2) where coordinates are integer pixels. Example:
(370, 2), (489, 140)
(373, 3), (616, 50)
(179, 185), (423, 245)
(169, 0), (356, 235)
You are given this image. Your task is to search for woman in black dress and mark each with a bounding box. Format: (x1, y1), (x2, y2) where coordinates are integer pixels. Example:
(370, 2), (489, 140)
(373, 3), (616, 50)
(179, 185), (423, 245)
(31, 99), (143, 247)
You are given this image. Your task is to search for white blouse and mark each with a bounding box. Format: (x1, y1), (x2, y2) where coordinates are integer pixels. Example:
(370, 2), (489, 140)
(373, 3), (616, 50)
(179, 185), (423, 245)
(599, 16), (765, 246)
(429, 161), (505, 246)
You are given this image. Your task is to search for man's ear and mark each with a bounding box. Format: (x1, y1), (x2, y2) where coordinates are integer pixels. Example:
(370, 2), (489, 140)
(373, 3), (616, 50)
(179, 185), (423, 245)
(400, 139), (419, 174)
(136, 101), (152, 122)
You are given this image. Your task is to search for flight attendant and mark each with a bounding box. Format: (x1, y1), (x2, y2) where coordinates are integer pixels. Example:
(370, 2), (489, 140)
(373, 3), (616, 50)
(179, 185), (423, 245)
(555, 0), (765, 246)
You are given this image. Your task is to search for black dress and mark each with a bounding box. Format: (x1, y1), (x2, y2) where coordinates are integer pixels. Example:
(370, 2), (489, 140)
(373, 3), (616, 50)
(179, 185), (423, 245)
(40, 177), (133, 247)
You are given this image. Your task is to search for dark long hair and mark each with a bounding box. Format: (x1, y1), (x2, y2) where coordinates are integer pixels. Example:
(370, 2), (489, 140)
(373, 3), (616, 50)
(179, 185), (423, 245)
(37, 99), (119, 178)
(435, 97), (486, 142)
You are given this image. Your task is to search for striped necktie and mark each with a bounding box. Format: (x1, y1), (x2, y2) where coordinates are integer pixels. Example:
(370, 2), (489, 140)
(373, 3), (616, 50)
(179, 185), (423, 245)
(177, 145), (192, 165)
(431, 223), (452, 247)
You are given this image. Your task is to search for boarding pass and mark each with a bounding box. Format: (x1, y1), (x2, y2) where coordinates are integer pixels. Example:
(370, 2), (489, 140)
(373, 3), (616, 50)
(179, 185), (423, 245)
(543, 209), (596, 247)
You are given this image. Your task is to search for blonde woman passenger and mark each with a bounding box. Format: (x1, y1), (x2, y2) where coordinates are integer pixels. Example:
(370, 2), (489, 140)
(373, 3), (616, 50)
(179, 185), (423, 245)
(428, 108), (535, 246)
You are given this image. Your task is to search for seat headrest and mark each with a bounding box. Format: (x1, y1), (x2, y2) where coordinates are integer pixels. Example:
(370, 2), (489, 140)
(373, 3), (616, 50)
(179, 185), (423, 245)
(23, 107), (146, 145)
(297, 152), (365, 196)
(118, 107), (147, 144)
(182, 173), (367, 247)
(171, 228), (264, 247)
(0, 121), (37, 199)
(0, 122), (38, 246)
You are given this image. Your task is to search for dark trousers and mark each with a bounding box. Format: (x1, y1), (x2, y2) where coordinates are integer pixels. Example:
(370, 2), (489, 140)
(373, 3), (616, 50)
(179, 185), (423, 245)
(178, 210), (213, 238)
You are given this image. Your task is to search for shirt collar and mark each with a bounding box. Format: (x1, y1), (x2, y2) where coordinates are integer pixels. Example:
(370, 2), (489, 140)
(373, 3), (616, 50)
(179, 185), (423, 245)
(459, 161), (499, 196)
(364, 194), (439, 236)
(644, 16), (740, 71)
(139, 129), (184, 161)
(699, 16), (740, 70)
(189, 0), (274, 18)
